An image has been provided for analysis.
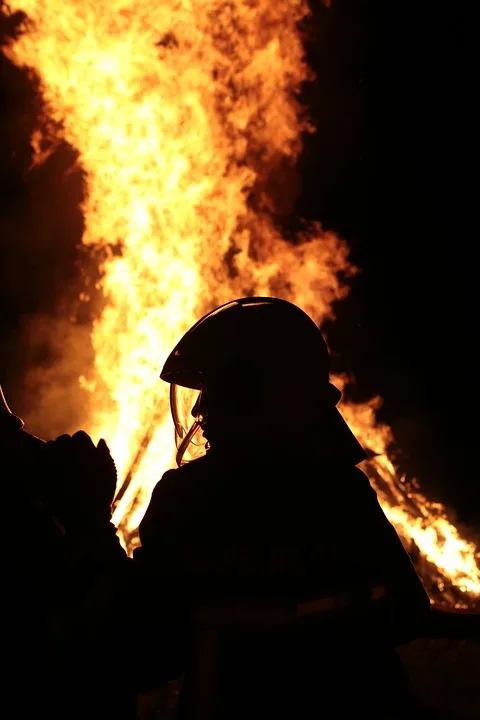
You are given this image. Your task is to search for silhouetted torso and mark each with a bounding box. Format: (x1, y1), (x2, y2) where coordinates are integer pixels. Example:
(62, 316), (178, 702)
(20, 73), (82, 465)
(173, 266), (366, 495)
(2, 447), (135, 720)
(136, 449), (430, 718)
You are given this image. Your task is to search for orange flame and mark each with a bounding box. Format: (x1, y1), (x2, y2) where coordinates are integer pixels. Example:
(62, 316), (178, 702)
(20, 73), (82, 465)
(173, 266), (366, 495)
(3, 0), (479, 605)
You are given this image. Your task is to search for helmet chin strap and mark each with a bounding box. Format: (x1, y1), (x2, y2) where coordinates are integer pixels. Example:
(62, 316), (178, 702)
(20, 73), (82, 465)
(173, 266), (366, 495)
(175, 419), (202, 466)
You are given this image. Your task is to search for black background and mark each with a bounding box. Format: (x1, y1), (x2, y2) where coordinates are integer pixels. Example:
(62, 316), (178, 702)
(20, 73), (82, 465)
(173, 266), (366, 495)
(298, 1), (477, 529)
(1, 2), (477, 527)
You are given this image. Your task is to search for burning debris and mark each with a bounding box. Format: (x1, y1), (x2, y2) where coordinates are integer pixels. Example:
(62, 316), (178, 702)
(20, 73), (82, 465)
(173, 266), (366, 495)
(1, 0), (479, 607)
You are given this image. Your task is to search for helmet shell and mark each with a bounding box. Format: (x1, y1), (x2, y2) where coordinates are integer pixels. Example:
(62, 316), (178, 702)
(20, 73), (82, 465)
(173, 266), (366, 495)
(161, 297), (330, 390)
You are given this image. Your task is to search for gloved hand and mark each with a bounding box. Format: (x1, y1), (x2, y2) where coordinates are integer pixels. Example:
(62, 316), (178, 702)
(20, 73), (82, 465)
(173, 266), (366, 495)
(41, 431), (117, 533)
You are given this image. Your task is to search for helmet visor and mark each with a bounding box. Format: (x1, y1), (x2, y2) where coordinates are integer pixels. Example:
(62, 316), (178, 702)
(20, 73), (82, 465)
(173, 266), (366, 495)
(170, 384), (208, 465)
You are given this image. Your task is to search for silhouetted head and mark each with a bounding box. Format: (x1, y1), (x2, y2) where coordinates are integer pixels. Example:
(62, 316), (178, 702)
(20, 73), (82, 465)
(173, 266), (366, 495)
(161, 297), (365, 466)
(1, 384), (45, 458)
(1, 384), (25, 450)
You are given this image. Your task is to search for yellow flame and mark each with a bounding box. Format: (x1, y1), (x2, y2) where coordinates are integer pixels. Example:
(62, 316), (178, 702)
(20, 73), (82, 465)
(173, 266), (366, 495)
(340, 391), (480, 603)
(3, 0), (479, 603)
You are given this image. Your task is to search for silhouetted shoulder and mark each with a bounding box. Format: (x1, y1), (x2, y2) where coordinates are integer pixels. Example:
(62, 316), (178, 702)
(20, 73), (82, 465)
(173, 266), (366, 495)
(349, 464), (380, 497)
(321, 462), (380, 503)
(149, 455), (213, 505)
(138, 455), (213, 549)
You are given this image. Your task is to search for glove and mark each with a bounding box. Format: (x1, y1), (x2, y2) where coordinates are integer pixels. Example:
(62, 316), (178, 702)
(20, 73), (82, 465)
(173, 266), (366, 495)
(41, 431), (117, 533)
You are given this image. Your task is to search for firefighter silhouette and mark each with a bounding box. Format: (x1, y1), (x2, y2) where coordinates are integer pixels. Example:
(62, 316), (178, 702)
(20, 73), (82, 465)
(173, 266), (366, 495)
(5, 298), (477, 719)
(1, 384), (133, 720)
(135, 297), (430, 719)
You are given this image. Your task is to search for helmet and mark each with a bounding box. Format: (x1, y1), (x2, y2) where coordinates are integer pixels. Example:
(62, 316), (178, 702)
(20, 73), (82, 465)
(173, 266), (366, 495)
(161, 297), (366, 466)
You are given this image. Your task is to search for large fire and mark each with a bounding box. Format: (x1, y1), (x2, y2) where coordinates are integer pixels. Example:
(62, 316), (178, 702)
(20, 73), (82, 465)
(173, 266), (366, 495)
(3, 0), (479, 607)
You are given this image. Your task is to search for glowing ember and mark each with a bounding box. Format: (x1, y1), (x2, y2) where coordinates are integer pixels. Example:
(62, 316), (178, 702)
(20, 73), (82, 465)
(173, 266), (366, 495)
(3, 0), (479, 605)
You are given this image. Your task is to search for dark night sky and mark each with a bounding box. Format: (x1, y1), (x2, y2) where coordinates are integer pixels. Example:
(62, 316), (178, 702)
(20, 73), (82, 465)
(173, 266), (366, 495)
(1, 3), (477, 528)
(298, 2), (477, 528)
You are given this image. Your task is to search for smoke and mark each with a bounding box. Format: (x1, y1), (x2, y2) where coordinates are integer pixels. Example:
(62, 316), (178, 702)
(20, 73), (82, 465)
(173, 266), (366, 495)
(15, 315), (92, 437)
(0, 11), (103, 437)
